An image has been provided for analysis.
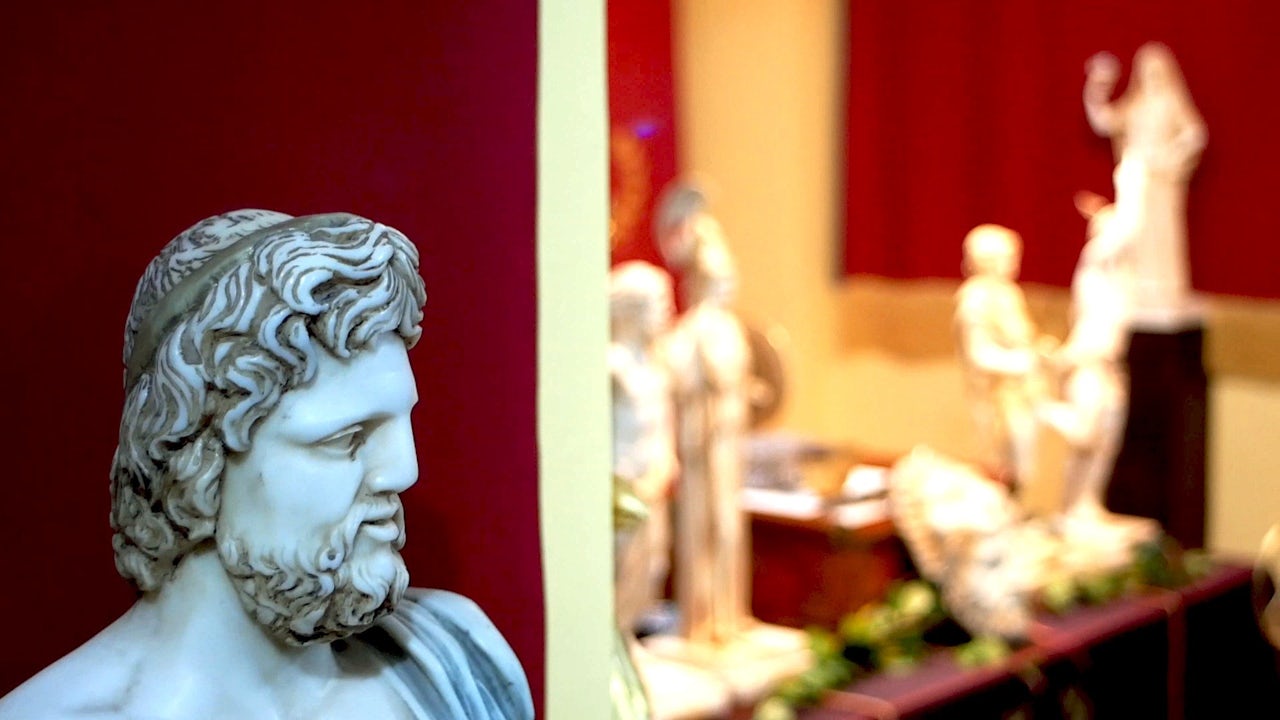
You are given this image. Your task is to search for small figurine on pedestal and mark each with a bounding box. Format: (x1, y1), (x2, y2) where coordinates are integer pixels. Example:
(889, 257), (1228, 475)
(1084, 42), (1207, 317)
(610, 260), (731, 720)
(1038, 194), (1158, 568)
(645, 182), (811, 705)
(954, 224), (1053, 497)
(0, 211), (532, 720)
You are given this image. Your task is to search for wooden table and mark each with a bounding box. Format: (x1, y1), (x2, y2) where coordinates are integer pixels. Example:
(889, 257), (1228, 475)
(750, 508), (908, 630)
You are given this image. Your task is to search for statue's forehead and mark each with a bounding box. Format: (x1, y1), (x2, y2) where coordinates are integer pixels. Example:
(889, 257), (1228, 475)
(272, 336), (416, 429)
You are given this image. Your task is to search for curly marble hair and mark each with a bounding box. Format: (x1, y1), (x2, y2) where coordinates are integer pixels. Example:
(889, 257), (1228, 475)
(110, 209), (427, 591)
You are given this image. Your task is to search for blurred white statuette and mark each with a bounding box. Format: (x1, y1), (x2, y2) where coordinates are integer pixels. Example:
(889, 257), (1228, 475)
(1084, 43), (1207, 319)
(611, 260), (680, 633)
(954, 224), (1053, 497)
(1037, 194), (1157, 556)
(610, 260), (731, 720)
(646, 182), (811, 704)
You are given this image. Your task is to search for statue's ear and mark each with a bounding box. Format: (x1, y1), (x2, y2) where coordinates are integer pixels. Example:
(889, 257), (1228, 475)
(1073, 191), (1110, 220)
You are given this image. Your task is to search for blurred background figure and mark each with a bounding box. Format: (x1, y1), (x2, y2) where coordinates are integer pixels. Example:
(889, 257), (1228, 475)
(1084, 42), (1207, 315)
(954, 224), (1051, 498)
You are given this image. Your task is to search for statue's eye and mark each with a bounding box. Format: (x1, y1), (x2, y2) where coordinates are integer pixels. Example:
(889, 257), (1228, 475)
(314, 425), (367, 459)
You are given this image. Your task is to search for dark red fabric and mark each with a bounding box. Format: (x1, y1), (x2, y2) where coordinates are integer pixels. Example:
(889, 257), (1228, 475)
(845, 0), (1280, 298)
(0, 3), (544, 710)
(608, 0), (679, 267)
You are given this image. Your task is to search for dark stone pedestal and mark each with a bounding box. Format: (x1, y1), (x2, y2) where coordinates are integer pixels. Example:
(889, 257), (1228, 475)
(1108, 325), (1208, 549)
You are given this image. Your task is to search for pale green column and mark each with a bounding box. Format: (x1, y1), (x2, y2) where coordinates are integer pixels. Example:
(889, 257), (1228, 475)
(538, 1), (611, 718)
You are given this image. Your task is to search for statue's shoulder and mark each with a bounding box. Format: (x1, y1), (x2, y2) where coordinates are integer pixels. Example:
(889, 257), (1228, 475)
(359, 588), (534, 720)
(393, 589), (508, 645)
(0, 619), (144, 720)
(954, 277), (985, 314)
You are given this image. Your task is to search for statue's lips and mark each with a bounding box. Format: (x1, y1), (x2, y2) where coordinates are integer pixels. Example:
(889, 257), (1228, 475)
(358, 497), (404, 544)
(360, 517), (402, 544)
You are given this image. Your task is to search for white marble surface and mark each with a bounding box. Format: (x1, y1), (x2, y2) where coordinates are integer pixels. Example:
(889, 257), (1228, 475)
(644, 624), (813, 706)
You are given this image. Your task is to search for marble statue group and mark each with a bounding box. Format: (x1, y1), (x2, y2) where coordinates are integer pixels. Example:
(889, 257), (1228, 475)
(614, 40), (1209, 682)
(891, 43), (1203, 641)
(914, 192), (1157, 640)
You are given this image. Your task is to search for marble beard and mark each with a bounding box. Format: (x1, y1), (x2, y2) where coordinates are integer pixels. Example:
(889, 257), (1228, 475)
(642, 183), (811, 705)
(0, 211), (532, 720)
(1084, 42), (1206, 316)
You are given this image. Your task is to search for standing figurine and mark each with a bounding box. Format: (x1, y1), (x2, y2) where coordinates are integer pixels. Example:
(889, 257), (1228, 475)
(1084, 42), (1207, 314)
(1039, 194), (1134, 524)
(647, 182), (810, 704)
(660, 211), (753, 646)
(610, 260), (732, 720)
(1038, 195), (1157, 550)
(954, 224), (1052, 496)
(610, 261), (679, 632)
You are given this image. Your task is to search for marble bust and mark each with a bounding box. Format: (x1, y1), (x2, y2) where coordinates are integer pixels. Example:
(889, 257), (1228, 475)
(1084, 43), (1207, 315)
(0, 210), (532, 720)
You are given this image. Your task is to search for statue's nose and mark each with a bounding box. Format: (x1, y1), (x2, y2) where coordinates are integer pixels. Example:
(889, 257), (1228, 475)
(365, 416), (419, 493)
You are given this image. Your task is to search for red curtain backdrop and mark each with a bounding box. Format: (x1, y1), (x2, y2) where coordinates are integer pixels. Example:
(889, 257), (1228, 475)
(845, 0), (1280, 298)
(0, 3), (545, 711)
(608, 0), (680, 267)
